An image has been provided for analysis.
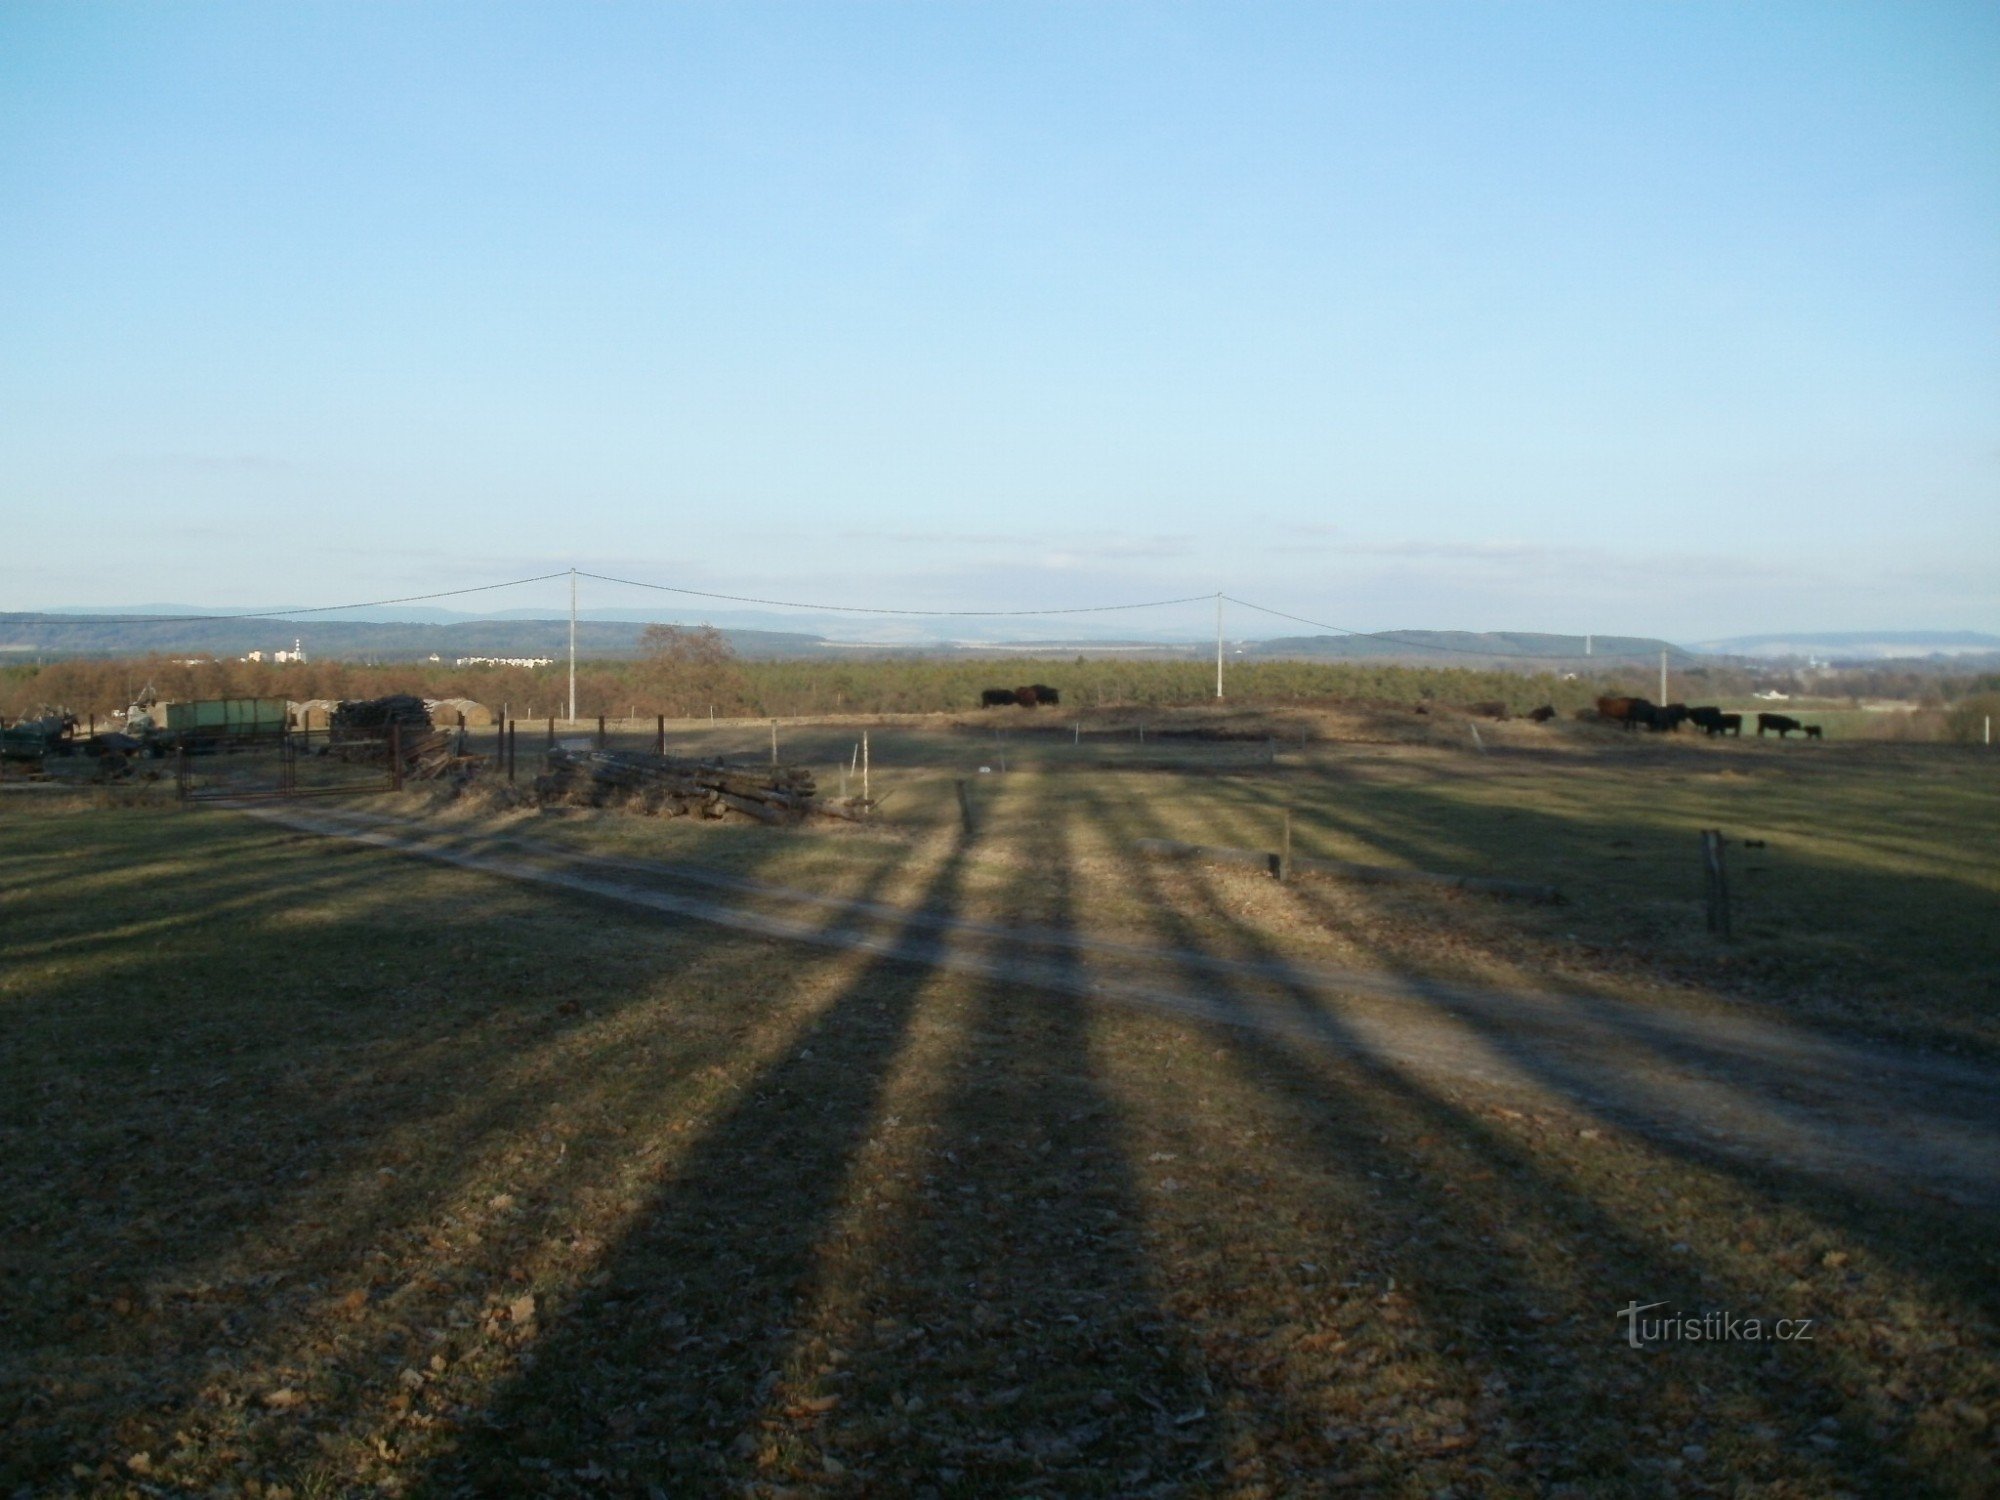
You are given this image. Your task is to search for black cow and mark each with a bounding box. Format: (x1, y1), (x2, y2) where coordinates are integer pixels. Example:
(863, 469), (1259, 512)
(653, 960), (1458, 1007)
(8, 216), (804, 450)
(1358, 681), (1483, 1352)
(1028, 684), (1061, 706)
(1527, 705), (1557, 723)
(1803, 724), (1822, 740)
(1655, 703), (1690, 732)
(1757, 712), (1803, 738)
(1688, 706), (1742, 737)
(980, 688), (1015, 708)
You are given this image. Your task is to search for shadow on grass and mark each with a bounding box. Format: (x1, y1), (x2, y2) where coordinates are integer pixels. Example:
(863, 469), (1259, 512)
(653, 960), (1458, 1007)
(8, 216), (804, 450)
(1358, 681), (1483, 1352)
(0, 803), (917, 1489)
(1071, 778), (1994, 1495)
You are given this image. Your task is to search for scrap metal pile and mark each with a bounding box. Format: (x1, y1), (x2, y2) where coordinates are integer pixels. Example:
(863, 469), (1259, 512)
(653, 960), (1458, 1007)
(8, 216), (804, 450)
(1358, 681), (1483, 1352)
(324, 695), (470, 781)
(537, 747), (866, 822)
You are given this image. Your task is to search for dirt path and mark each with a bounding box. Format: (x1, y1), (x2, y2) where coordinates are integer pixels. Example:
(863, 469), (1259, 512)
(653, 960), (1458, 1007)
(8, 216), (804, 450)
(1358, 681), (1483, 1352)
(240, 802), (2000, 1212)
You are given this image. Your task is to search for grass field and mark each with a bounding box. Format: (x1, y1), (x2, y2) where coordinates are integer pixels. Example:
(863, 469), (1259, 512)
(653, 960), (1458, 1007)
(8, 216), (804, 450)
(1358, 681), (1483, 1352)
(3, 706), (1997, 1496)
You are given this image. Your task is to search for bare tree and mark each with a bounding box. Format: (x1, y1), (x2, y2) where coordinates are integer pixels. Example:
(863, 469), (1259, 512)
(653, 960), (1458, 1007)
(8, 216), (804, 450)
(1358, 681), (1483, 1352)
(637, 624), (749, 716)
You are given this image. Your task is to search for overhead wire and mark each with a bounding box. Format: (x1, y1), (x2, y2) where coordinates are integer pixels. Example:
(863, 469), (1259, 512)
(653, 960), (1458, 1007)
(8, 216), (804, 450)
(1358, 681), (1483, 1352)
(7, 572), (574, 626)
(12, 566), (1684, 664)
(577, 570), (1215, 617)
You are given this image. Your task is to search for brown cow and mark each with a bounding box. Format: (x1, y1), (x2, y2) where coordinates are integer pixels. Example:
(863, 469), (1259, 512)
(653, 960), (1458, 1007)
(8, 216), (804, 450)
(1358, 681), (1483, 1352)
(1597, 696), (1661, 731)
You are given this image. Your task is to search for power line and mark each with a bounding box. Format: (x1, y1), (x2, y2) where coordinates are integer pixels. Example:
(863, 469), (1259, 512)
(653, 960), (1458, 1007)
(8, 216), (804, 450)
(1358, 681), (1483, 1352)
(9, 572), (573, 626)
(9, 566), (1686, 665)
(1224, 600), (1680, 664)
(577, 570), (1215, 617)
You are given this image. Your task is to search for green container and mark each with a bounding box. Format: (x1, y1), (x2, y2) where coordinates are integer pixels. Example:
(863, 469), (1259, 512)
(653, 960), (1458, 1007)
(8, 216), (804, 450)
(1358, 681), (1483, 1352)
(162, 698), (290, 737)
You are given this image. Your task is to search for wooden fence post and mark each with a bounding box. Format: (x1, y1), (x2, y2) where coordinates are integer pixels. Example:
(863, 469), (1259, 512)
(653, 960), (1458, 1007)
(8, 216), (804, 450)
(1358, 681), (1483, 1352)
(390, 723), (403, 792)
(1278, 809), (1293, 882)
(656, 714), (665, 755)
(1702, 829), (1731, 939)
(596, 715), (606, 750)
(955, 778), (976, 835)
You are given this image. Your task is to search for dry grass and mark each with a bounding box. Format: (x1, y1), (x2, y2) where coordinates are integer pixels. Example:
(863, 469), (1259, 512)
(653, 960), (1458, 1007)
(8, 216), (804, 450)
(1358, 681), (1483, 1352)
(4, 712), (1998, 1497)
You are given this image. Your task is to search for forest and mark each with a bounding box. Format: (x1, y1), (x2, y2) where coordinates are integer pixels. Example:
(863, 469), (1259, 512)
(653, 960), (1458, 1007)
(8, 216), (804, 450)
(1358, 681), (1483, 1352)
(7, 638), (1990, 727)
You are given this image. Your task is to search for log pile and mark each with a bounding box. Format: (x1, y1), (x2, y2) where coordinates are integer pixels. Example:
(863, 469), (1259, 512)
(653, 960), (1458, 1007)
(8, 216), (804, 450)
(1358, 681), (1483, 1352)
(537, 748), (866, 822)
(330, 695), (432, 734)
(323, 696), (476, 780)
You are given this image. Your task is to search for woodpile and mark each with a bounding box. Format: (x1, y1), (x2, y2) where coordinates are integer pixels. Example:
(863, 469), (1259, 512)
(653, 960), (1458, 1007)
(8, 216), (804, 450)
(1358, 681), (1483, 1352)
(537, 748), (867, 822)
(331, 695), (432, 734)
(322, 695), (477, 781)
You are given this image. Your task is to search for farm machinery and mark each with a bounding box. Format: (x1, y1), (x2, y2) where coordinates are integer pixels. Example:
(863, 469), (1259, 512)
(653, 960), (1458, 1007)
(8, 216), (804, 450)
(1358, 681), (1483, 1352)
(1, 696), (291, 782)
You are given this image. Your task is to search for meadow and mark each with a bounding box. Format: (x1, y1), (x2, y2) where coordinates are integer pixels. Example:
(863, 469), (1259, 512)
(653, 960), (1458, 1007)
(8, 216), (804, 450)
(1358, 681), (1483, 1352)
(3, 703), (1997, 1496)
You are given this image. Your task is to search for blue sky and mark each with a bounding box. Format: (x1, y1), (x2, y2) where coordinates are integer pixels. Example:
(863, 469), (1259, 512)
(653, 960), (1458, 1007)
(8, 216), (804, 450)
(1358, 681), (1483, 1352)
(3, 2), (1995, 642)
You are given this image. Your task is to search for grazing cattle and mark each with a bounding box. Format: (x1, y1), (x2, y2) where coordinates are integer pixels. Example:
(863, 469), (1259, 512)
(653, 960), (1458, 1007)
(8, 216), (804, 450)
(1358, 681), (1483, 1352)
(1803, 724), (1822, 740)
(1688, 706), (1742, 737)
(1655, 703), (1690, 732)
(980, 688), (1015, 708)
(1757, 712), (1803, 738)
(1528, 705), (1557, 723)
(1000, 684), (1061, 708)
(1596, 695), (1660, 731)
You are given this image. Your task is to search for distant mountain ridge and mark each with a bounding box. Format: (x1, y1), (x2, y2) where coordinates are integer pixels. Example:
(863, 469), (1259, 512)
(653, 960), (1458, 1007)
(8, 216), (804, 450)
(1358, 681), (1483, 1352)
(0, 614), (827, 662)
(1245, 630), (1694, 664)
(9, 607), (1989, 668)
(1694, 631), (2000, 660)
(1, 612), (1698, 667)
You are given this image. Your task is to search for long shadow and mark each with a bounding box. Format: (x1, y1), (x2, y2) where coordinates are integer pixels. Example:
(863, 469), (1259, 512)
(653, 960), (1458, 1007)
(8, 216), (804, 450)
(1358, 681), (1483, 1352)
(1076, 778), (1981, 1495)
(0, 803), (904, 1490)
(413, 826), (981, 1493)
(1234, 753), (2000, 1061)
(740, 785), (1225, 1491)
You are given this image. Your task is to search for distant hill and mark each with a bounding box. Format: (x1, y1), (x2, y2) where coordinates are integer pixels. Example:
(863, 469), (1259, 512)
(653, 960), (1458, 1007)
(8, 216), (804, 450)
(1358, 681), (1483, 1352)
(1244, 630), (1696, 665)
(0, 612), (1715, 668)
(1693, 631), (2000, 661)
(0, 614), (829, 662)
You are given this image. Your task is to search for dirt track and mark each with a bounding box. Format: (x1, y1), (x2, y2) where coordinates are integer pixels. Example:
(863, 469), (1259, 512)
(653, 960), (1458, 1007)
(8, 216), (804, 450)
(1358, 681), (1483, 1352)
(242, 802), (2000, 1214)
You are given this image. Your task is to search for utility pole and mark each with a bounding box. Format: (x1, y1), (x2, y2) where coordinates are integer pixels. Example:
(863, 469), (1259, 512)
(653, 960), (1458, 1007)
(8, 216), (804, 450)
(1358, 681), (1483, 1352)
(1215, 592), (1224, 699)
(1659, 649), (1668, 704)
(568, 567), (578, 725)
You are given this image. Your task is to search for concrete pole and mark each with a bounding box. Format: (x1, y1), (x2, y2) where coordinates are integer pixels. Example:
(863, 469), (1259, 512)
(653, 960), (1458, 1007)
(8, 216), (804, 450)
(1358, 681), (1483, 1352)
(1215, 592), (1224, 699)
(567, 568), (578, 725)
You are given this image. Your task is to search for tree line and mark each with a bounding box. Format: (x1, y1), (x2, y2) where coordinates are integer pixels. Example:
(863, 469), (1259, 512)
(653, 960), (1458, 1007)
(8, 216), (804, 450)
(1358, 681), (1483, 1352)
(5, 632), (1995, 725)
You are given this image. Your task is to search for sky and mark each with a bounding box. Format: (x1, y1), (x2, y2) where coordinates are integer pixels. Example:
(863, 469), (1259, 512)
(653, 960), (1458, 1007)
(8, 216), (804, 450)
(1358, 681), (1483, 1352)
(3, 1), (1996, 644)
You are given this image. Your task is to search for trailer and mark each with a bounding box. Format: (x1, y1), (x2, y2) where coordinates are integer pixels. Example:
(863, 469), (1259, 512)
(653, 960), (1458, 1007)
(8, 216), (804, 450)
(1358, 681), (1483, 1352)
(160, 698), (291, 740)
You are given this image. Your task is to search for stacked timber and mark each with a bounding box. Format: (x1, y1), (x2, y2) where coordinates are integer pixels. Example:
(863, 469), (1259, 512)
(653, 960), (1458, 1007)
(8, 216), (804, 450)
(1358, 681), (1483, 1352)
(537, 748), (864, 822)
(324, 696), (476, 780)
(330, 695), (433, 734)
